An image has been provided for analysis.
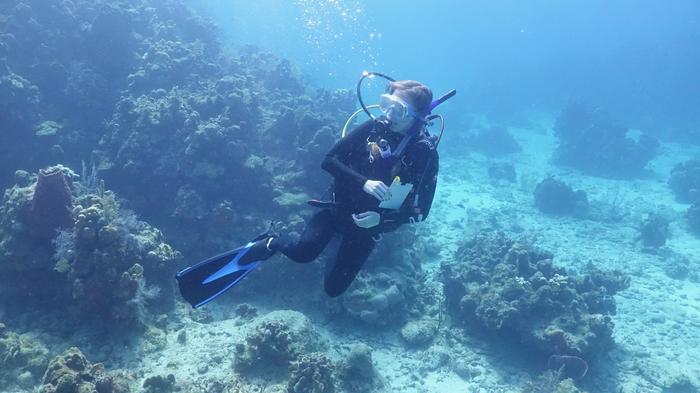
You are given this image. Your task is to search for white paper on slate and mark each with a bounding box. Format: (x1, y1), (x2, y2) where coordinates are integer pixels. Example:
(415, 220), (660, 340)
(379, 181), (413, 210)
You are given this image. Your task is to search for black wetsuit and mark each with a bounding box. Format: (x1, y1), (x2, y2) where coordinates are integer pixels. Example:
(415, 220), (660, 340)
(271, 119), (439, 297)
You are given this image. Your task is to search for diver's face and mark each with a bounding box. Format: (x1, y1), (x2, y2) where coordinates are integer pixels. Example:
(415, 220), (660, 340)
(390, 114), (417, 134)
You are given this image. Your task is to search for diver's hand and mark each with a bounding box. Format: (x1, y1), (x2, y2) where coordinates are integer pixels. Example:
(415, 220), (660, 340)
(352, 211), (380, 229)
(362, 180), (391, 202)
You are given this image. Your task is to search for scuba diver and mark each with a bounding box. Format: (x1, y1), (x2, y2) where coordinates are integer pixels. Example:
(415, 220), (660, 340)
(177, 72), (456, 308)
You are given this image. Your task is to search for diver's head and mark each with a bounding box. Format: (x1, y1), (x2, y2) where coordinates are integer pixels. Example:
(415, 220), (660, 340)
(380, 80), (433, 134)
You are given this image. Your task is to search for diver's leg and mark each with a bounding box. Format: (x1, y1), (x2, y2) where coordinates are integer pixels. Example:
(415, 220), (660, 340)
(270, 209), (336, 263)
(323, 231), (375, 297)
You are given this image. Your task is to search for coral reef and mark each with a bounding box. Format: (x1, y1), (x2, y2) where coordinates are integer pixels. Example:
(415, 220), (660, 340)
(638, 213), (670, 249)
(553, 103), (658, 177)
(62, 189), (180, 326)
(0, 0), (355, 261)
(0, 166), (180, 328)
(669, 160), (700, 203)
(39, 347), (131, 393)
(234, 310), (326, 374)
(287, 352), (335, 393)
(534, 177), (589, 216)
(468, 125), (522, 156)
(440, 232), (629, 360)
(0, 322), (49, 389)
(337, 344), (383, 393)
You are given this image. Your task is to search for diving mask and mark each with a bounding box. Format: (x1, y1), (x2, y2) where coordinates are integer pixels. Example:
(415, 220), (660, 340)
(379, 93), (421, 123)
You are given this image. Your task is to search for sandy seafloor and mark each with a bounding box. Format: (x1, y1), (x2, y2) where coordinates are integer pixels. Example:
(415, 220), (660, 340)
(14, 116), (699, 393)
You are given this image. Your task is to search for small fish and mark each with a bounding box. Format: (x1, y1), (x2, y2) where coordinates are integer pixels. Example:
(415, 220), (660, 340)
(548, 354), (588, 380)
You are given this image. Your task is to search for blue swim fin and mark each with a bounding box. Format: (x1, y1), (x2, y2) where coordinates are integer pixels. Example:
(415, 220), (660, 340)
(176, 242), (261, 308)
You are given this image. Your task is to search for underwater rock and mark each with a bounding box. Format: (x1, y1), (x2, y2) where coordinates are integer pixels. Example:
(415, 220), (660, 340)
(234, 310), (326, 374)
(337, 344), (383, 393)
(534, 177), (589, 216)
(688, 202), (700, 235)
(468, 125), (522, 156)
(0, 322), (50, 389)
(142, 374), (176, 393)
(39, 347), (130, 393)
(341, 272), (407, 326)
(487, 162), (517, 182)
(440, 232), (629, 360)
(287, 352), (336, 393)
(639, 212), (670, 248)
(553, 102), (658, 177)
(400, 317), (439, 347)
(30, 165), (73, 240)
(669, 160), (700, 203)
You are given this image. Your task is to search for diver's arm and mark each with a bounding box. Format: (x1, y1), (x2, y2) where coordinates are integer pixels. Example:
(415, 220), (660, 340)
(379, 150), (439, 231)
(321, 120), (374, 188)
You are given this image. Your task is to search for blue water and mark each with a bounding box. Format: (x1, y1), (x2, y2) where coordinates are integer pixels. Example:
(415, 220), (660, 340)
(194, 0), (700, 128)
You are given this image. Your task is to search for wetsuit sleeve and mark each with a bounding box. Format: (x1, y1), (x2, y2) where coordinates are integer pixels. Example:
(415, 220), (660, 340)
(380, 149), (439, 232)
(321, 120), (374, 188)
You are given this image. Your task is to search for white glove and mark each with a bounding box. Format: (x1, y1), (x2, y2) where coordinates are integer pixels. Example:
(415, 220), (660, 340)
(352, 211), (381, 229)
(362, 180), (391, 202)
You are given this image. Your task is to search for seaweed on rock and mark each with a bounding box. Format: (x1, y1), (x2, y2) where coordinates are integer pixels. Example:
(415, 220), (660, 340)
(440, 232), (629, 361)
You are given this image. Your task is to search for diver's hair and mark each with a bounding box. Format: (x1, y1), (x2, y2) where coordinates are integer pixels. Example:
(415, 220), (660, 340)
(387, 80), (433, 115)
